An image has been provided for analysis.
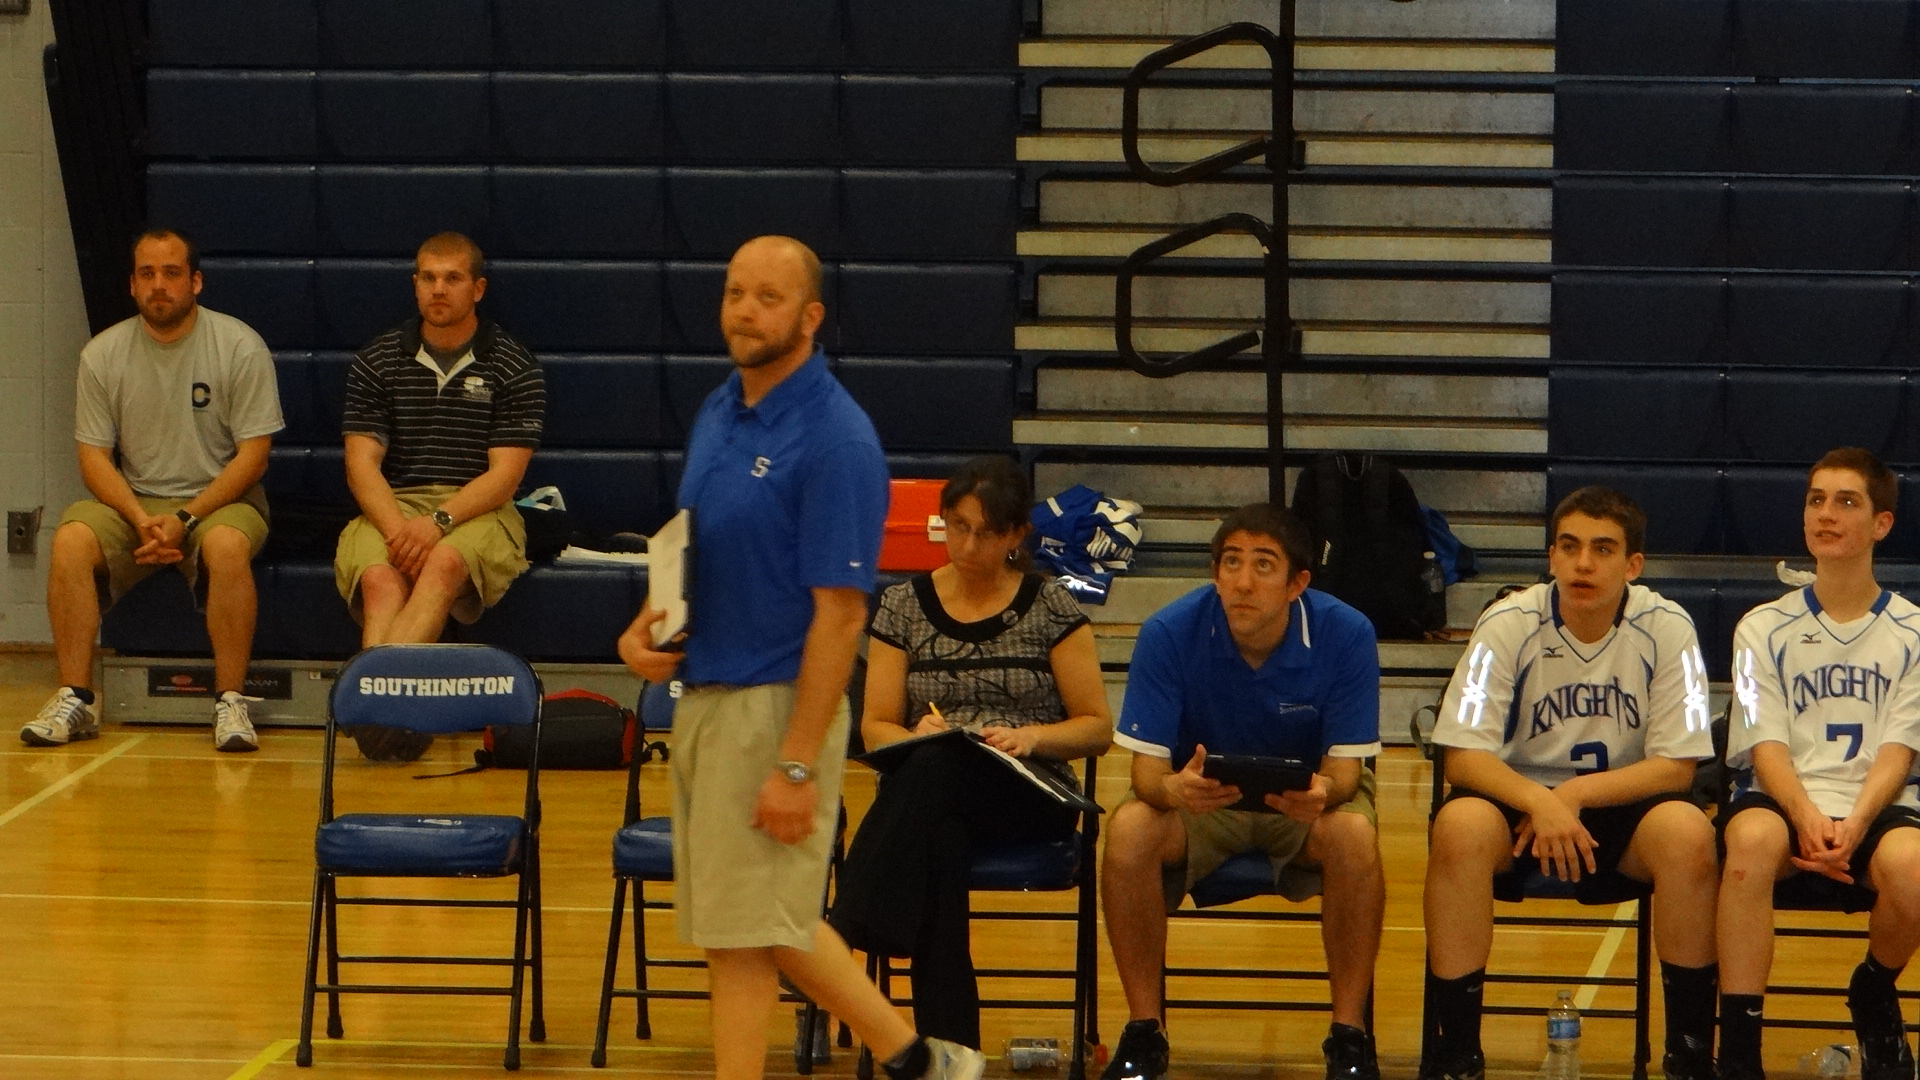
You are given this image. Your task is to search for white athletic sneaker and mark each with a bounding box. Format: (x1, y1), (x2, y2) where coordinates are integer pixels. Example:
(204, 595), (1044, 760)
(212, 691), (259, 753)
(922, 1039), (986, 1080)
(20, 687), (99, 746)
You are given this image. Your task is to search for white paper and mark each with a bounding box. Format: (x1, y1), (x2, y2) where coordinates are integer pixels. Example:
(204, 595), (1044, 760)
(554, 545), (648, 565)
(646, 508), (693, 646)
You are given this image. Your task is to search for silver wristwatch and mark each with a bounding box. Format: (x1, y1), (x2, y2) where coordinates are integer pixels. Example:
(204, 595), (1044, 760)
(778, 760), (813, 784)
(430, 508), (455, 535)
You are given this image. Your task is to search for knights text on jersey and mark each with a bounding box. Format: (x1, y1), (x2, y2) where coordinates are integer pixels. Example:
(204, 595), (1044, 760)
(1728, 586), (1920, 817)
(1431, 582), (1714, 787)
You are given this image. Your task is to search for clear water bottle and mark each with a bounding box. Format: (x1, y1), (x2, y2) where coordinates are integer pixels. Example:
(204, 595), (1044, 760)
(1422, 551), (1446, 597)
(1798, 1044), (1856, 1078)
(1538, 990), (1581, 1080)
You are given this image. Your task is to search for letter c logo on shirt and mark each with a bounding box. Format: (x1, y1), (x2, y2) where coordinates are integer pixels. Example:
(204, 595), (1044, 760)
(191, 382), (211, 409)
(751, 456), (771, 478)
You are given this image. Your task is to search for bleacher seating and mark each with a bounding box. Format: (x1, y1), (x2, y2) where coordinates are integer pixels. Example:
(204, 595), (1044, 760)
(1559, 0), (1920, 79)
(132, 0), (1022, 665)
(1553, 12), (1920, 567)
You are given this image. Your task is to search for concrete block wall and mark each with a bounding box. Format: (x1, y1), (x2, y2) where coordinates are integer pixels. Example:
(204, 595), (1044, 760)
(0, 5), (94, 643)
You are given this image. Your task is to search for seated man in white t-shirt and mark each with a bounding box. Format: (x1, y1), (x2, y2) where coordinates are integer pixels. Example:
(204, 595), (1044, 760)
(25, 229), (284, 753)
(1718, 447), (1920, 1080)
(1424, 486), (1719, 1080)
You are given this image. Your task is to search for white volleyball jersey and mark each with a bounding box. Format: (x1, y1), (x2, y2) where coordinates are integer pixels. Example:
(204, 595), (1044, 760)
(1728, 586), (1920, 817)
(1433, 582), (1714, 787)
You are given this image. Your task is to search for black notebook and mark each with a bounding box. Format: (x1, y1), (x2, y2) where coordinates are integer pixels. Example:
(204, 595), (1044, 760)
(855, 726), (1102, 814)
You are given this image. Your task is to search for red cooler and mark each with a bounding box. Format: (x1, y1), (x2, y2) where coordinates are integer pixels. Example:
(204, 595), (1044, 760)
(878, 479), (948, 571)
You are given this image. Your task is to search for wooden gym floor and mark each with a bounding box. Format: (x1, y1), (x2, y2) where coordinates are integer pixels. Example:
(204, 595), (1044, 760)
(0, 651), (1889, 1079)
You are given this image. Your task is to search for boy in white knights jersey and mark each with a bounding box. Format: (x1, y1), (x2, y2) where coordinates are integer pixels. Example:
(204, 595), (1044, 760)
(1718, 448), (1920, 1080)
(1425, 487), (1720, 1080)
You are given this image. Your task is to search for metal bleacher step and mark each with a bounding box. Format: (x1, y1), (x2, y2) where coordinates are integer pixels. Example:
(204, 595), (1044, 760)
(1016, 412), (1546, 455)
(1019, 133), (1553, 170)
(1040, 0), (1555, 40)
(1017, 319), (1551, 359)
(1035, 368), (1546, 417)
(1021, 39), (1556, 73)
(1037, 274), (1549, 323)
(1018, 227), (1549, 262)
(1019, 367), (1548, 454)
(1041, 85), (1553, 137)
(1038, 180), (1552, 232)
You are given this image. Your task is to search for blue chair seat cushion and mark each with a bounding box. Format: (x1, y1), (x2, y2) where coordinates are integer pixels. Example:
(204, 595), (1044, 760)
(613, 816), (674, 881)
(1190, 851), (1284, 909)
(1497, 867), (1650, 906)
(317, 813), (525, 876)
(1775, 870), (1876, 914)
(969, 836), (1079, 891)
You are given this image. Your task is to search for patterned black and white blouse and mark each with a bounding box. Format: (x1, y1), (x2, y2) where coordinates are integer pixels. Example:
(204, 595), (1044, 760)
(869, 572), (1091, 752)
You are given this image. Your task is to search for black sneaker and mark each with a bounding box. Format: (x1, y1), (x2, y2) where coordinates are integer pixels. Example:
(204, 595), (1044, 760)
(1432, 1051), (1485, 1080)
(1324, 1024), (1380, 1080)
(1717, 1058), (1766, 1080)
(1100, 1019), (1169, 1080)
(1850, 968), (1917, 1080)
(1662, 1037), (1716, 1080)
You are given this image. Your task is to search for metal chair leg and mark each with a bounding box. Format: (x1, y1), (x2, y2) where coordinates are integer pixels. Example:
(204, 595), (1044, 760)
(323, 876), (344, 1039)
(634, 881), (652, 1039)
(504, 867), (531, 1071)
(593, 877), (629, 1068)
(297, 870), (326, 1067)
(1634, 900), (1653, 1080)
(529, 844), (546, 1043)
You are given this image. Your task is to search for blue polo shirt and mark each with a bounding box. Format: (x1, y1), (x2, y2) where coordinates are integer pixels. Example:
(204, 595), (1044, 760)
(676, 348), (889, 686)
(1115, 585), (1382, 767)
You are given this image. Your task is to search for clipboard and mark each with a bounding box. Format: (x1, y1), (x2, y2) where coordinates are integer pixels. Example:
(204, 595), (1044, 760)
(645, 507), (694, 647)
(855, 726), (1102, 814)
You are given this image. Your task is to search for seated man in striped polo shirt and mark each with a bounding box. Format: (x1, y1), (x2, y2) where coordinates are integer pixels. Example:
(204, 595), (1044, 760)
(334, 232), (545, 671)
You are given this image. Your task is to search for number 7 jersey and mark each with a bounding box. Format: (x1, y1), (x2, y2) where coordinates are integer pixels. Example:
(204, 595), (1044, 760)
(1728, 586), (1920, 817)
(1432, 582), (1715, 787)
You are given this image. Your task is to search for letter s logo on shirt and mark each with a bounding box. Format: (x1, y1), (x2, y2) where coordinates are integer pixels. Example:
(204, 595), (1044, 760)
(750, 456), (772, 478)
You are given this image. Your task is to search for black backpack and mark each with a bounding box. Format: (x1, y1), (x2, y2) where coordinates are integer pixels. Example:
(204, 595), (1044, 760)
(1289, 453), (1444, 640)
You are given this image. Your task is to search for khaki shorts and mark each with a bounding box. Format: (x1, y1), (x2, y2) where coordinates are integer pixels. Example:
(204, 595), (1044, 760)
(1151, 766), (1378, 910)
(334, 485), (528, 625)
(59, 489), (269, 605)
(670, 683), (850, 950)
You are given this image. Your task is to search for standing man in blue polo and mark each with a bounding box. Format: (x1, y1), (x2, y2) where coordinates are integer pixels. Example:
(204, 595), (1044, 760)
(1100, 503), (1385, 1080)
(619, 236), (985, 1080)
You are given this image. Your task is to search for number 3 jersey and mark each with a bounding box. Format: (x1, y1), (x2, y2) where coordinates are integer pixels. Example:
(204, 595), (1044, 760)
(1728, 586), (1920, 817)
(1432, 582), (1714, 787)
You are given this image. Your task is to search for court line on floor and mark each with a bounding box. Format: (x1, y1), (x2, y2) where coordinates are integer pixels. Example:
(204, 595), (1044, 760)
(227, 1039), (298, 1079)
(1574, 899), (1636, 1010)
(0, 734), (145, 830)
(0, 1052), (253, 1065)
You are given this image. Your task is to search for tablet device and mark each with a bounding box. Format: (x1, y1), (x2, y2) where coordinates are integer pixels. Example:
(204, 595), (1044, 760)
(1201, 754), (1315, 813)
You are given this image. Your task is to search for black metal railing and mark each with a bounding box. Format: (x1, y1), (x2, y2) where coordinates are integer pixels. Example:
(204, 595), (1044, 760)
(1115, 12), (1295, 505)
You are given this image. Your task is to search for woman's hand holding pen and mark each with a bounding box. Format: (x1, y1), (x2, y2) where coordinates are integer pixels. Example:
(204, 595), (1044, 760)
(911, 701), (950, 736)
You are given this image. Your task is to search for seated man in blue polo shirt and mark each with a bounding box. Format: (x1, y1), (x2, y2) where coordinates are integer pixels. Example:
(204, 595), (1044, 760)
(1101, 503), (1384, 1080)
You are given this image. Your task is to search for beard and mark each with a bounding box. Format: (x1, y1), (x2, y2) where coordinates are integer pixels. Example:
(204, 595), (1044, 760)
(139, 292), (194, 332)
(726, 319), (806, 369)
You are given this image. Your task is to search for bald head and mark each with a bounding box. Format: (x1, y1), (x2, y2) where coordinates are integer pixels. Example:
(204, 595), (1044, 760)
(720, 235), (826, 373)
(730, 235), (821, 304)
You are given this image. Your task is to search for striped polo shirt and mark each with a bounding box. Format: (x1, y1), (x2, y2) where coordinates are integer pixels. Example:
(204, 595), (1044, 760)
(342, 318), (545, 487)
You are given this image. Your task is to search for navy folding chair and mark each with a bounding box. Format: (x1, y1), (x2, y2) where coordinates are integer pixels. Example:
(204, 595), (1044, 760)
(591, 681), (843, 1074)
(1412, 709), (1654, 1080)
(297, 644), (546, 1070)
(1710, 710), (1919, 1039)
(1157, 763), (1376, 1034)
(854, 758), (1103, 1080)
